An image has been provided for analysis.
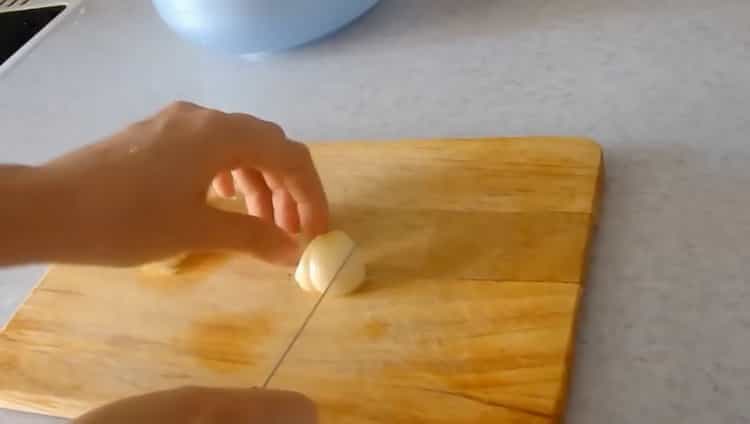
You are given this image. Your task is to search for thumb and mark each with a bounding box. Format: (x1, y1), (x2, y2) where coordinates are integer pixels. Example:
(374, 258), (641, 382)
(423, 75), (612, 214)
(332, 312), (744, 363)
(236, 387), (318, 424)
(195, 208), (300, 266)
(74, 386), (318, 424)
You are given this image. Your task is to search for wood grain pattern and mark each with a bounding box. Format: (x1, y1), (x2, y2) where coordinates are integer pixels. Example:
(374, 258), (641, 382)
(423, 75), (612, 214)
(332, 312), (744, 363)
(0, 256), (316, 416)
(0, 137), (603, 422)
(267, 279), (580, 423)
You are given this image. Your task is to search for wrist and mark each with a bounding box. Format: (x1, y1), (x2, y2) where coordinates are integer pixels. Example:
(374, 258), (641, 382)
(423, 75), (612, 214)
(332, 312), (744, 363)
(0, 165), (71, 265)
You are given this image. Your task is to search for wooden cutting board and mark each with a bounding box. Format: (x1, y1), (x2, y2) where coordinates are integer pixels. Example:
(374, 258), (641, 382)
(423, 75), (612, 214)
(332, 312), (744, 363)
(0, 137), (603, 423)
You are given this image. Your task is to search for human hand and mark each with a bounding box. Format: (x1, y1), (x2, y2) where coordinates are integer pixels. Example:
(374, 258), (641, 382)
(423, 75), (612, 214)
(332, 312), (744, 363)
(73, 386), (317, 424)
(34, 101), (328, 267)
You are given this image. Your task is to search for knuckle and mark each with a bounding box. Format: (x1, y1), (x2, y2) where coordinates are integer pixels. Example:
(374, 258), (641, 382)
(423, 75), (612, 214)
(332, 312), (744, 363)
(165, 100), (198, 113)
(194, 108), (224, 128)
(123, 117), (152, 134)
(157, 107), (225, 143)
(288, 141), (313, 167)
(151, 101), (202, 135)
(296, 141), (312, 159)
(261, 120), (286, 141)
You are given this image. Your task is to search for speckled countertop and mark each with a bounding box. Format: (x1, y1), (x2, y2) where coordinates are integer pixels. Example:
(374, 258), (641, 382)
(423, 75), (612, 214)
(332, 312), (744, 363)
(2, 1), (750, 423)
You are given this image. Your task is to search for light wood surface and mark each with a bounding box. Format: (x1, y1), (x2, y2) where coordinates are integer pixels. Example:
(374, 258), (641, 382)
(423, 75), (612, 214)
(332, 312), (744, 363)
(268, 278), (580, 423)
(0, 137), (603, 422)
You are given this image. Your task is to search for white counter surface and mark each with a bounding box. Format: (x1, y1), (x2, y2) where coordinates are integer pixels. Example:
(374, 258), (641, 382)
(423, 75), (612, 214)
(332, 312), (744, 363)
(2, 1), (750, 422)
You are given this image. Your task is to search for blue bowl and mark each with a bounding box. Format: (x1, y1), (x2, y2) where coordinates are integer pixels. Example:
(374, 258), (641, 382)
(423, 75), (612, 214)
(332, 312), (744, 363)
(152, 0), (380, 55)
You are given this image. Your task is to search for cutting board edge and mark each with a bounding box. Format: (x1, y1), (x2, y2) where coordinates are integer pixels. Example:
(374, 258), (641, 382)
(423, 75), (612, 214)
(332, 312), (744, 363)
(306, 135), (602, 152)
(0, 394), (79, 420)
(0, 266), (54, 334)
(577, 150), (605, 285)
(553, 151), (604, 420)
(552, 283), (585, 422)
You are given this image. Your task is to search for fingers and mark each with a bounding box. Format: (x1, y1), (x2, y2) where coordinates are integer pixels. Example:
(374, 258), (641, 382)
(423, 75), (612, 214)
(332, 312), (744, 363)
(259, 141), (329, 237)
(212, 167), (307, 235)
(176, 107), (329, 239)
(271, 185), (301, 234)
(232, 169), (273, 222)
(195, 207), (300, 266)
(212, 171), (235, 197)
(205, 114), (329, 238)
(74, 386), (318, 424)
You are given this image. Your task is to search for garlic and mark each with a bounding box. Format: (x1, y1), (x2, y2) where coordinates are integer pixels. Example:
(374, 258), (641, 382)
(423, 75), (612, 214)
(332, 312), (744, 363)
(294, 230), (366, 296)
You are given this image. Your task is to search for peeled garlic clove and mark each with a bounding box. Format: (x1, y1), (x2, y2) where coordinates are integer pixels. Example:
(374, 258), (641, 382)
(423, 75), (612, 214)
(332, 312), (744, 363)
(308, 231), (356, 292)
(294, 230), (366, 296)
(294, 246), (314, 292)
(326, 248), (366, 297)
